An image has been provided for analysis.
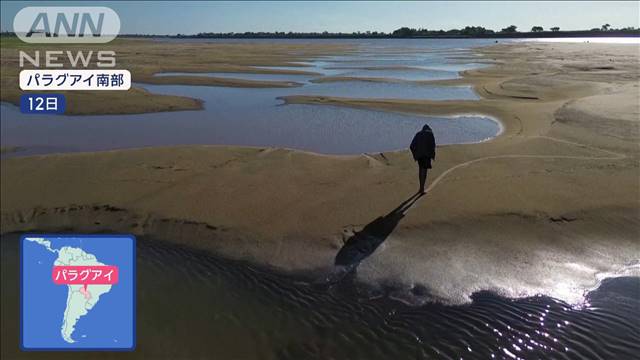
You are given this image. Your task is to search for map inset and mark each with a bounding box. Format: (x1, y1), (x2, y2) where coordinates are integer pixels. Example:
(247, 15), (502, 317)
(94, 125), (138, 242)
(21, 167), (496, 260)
(21, 235), (135, 350)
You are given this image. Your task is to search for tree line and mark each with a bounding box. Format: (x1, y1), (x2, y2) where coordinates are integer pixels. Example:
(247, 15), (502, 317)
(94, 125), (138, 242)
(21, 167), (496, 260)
(170, 24), (640, 38)
(391, 24), (638, 37)
(1, 24), (638, 39)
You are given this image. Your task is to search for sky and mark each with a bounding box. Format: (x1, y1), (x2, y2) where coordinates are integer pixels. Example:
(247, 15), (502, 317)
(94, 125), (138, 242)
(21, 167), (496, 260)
(1, 1), (638, 35)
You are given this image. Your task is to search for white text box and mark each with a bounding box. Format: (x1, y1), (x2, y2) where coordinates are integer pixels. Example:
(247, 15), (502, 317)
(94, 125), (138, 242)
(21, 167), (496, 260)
(20, 69), (131, 90)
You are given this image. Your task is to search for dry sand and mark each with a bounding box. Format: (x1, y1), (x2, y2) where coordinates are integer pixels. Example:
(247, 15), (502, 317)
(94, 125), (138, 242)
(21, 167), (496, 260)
(1, 42), (639, 304)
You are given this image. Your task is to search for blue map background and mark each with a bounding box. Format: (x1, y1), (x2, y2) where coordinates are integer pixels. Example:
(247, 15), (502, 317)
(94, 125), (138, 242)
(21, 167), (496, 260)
(21, 235), (135, 350)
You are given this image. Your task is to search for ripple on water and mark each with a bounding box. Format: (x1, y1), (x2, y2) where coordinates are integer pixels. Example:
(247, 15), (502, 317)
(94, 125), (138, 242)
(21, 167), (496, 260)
(1, 235), (638, 359)
(138, 238), (640, 360)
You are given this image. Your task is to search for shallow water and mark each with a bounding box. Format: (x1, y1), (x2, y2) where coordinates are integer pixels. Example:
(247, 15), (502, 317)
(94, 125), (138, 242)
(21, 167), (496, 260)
(329, 67), (459, 81)
(1, 100), (497, 156)
(1, 234), (638, 359)
(1, 38), (498, 157)
(155, 71), (317, 82)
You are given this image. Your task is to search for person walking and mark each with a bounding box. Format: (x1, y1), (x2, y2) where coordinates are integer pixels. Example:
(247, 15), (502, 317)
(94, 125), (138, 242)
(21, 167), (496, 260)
(410, 124), (436, 194)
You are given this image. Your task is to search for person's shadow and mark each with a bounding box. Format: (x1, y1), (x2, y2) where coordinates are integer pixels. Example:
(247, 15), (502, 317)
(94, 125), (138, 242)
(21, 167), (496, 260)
(334, 192), (424, 267)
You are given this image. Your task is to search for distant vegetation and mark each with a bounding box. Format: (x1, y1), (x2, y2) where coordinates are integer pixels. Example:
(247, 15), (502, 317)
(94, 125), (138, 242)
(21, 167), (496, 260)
(501, 25), (518, 33)
(2, 24), (638, 39)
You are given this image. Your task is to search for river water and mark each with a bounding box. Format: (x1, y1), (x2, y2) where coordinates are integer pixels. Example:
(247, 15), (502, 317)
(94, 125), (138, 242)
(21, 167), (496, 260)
(1, 234), (638, 359)
(1, 38), (501, 156)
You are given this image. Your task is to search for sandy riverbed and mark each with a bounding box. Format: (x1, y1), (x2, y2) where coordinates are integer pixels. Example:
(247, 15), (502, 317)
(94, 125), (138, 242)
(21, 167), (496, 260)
(0, 37), (352, 114)
(1, 41), (638, 304)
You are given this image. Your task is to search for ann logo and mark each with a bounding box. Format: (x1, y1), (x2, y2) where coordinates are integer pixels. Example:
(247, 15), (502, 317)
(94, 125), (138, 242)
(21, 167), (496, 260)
(14, 7), (120, 44)
(26, 12), (105, 38)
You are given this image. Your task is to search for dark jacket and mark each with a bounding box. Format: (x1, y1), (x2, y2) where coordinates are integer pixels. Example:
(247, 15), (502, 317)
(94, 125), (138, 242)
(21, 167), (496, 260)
(410, 127), (436, 161)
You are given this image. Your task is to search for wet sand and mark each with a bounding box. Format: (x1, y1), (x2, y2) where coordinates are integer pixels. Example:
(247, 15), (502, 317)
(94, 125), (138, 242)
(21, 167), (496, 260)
(1, 42), (639, 305)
